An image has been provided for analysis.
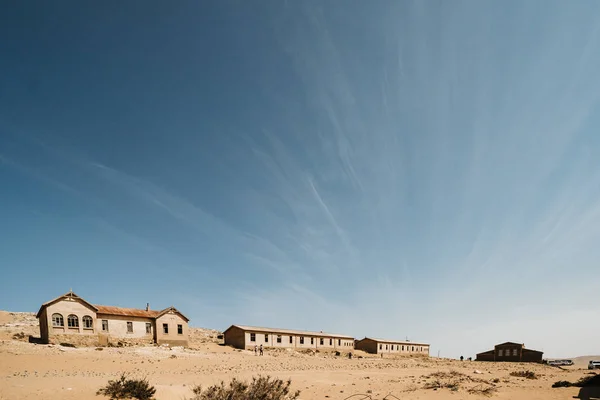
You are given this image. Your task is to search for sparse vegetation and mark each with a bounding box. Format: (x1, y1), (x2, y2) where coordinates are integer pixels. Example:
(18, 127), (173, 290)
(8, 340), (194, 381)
(96, 374), (156, 400)
(467, 384), (497, 397)
(552, 374), (600, 388)
(190, 375), (300, 400)
(509, 370), (538, 379)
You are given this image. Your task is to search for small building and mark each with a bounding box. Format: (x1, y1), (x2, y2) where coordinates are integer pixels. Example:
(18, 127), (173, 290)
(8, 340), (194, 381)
(476, 342), (543, 362)
(36, 291), (190, 347)
(354, 337), (430, 355)
(223, 325), (355, 350)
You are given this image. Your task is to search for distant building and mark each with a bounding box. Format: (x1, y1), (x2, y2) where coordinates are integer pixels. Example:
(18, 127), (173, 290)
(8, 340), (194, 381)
(36, 291), (189, 347)
(476, 342), (543, 362)
(223, 325), (355, 350)
(354, 337), (430, 355)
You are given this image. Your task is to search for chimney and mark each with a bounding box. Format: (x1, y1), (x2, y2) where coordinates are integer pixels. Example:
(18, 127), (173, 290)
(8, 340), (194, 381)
(146, 303), (150, 311)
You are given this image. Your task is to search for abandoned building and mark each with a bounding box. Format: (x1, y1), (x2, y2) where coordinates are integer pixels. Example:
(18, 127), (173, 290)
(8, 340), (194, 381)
(476, 342), (543, 362)
(36, 291), (190, 347)
(354, 337), (430, 355)
(223, 325), (355, 350)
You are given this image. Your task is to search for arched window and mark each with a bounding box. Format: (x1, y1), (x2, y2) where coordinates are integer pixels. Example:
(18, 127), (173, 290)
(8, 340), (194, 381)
(82, 315), (93, 329)
(52, 313), (64, 327)
(67, 314), (79, 328)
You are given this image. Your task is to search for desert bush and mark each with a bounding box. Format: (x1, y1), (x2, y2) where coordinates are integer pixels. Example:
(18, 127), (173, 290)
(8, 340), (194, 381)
(423, 379), (460, 390)
(552, 374), (600, 388)
(191, 375), (300, 400)
(552, 380), (573, 388)
(509, 370), (538, 379)
(97, 374), (156, 400)
(467, 384), (497, 397)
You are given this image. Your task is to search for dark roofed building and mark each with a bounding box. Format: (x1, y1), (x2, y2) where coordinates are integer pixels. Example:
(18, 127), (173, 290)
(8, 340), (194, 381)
(476, 342), (543, 362)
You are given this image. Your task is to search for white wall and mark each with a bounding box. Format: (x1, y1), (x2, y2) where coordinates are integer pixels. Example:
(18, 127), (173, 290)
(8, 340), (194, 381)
(97, 314), (153, 339)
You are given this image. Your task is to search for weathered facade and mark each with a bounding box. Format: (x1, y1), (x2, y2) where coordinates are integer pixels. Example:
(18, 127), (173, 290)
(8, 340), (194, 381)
(37, 291), (189, 347)
(354, 337), (430, 355)
(476, 342), (543, 362)
(223, 325), (355, 350)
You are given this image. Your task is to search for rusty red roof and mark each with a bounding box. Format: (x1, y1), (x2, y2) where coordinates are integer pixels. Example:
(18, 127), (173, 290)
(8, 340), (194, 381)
(94, 305), (159, 318)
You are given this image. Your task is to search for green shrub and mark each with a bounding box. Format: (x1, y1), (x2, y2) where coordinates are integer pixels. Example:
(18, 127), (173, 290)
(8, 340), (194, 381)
(97, 374), (156, 400)
(191, 375), (300, 400)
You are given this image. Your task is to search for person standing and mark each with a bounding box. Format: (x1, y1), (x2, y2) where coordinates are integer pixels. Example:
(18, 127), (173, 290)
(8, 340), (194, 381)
(254, 345), (258, 355)
(259, 344), (264, 356)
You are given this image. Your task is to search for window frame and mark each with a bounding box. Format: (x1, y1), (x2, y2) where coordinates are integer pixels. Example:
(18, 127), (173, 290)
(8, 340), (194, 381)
(126, 321), (133, 333)
(67, 314), (79, 328)
(177, 324), (183, 335)
(52, 313), (64, 327)
(277, 335), (282, 343)
(82, 315), (94, 329)
(146, 323), (152, 334)
(265, 334), (269, 343)
(102, 320), (109, 332)
(300, 336), (304, 345)
(163, 323), (169, 334)
(250, 333), (256, 342)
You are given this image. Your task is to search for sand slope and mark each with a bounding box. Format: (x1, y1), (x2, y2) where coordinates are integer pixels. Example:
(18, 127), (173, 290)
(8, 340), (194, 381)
(0, 311), (597, 400)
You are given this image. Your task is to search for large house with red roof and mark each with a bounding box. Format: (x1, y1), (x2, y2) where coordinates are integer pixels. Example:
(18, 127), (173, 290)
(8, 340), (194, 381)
(36, 291), (189, 347)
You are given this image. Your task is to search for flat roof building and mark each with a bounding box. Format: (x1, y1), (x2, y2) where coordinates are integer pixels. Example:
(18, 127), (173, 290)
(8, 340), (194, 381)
(223, 325), (355, 350)
(355, 337), (430, 355)
(476, 342), (543, 363)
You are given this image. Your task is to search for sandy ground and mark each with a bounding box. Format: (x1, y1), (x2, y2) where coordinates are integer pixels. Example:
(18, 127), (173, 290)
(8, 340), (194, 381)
(0, 311), (597, 400)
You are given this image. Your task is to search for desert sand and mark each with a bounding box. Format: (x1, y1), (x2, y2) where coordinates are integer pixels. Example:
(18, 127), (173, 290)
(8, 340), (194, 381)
(0, 311), (597, 400)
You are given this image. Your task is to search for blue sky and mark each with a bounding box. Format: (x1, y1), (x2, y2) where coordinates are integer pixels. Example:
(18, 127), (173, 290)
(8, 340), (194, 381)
(1, 1), (599, 359)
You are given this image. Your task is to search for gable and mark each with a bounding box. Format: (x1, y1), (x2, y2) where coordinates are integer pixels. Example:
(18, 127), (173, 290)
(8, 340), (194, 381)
(36, 291), (98, 318)
(156, 307), (189, 322)
(495, 342), (523, 347)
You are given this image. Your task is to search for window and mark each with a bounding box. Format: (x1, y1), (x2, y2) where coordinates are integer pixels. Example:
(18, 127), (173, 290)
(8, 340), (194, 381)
(498, 349), (503, 357)
(412, 346), (414, 352)
(146, 323), (152, 334)
(289, 336), (293, 343)
(277, 335), (282, 343)
(163, 323), (168, 334)
(102, 320), (109, 332)
(265, 334), (269, 343)
(67, 314), (79, 328)
(320, 338), (324, 345)
(82, 315), (93, 329)
(402, 345), (405, 351)
(379, 344), (382, 350)
(329, 338), (332, 345)
(338, 339), (341, 346)
(300, 337), (304, 344)
(311, 337), (314, 345)
(52, 313), (64, 327)
(127, 322), (133, 333)
(386, 344), (388, 350)
(177, 324), (183, 335)
(250, 333), (256, 342)
(513, 349), (518, 356)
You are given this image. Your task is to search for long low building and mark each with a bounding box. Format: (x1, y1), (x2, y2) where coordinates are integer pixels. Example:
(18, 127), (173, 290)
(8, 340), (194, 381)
(223, 325), (355, 350)
(355, 337), (430, 355)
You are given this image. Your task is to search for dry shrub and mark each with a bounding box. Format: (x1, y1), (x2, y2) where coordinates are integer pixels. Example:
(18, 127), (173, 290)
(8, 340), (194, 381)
(191, 375), (300, 400)
(509, 370), (538, 379)
(468, 384), (497, 397)
(552, 374), (600, 388)
(96, 374), (156, 400)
